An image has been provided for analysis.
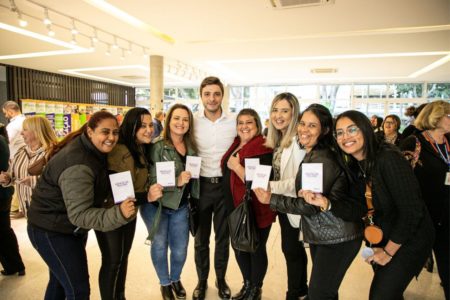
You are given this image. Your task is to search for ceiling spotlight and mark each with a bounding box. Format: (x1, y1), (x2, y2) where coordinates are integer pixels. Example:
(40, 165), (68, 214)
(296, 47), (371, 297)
(17, 11), (27, 27)
(47, 24), (55, 36)
(143, 47), (149, 59)
(90, 38), (95, 50)
(43, 7), (51, 25)
(92, 27), (98, 43)
(126, 41), (132, 54)
(71, 19), (78, 35)
(70, 34), (77, 45)
(112, 36), (118, 49)
(105, 44), (111, 56)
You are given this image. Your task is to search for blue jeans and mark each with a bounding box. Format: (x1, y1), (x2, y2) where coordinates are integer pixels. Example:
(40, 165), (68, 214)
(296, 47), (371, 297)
(140, 203), (189, 286)
(27, 224), (90, 300)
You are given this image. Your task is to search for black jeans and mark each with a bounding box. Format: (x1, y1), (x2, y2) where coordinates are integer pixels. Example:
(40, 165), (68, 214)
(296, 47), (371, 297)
(308, 238), (361, 300)
(278, 213), (308, 299)
(194, 180), (230, 280)
(0, 210), (25, 273)
(234, 225), (271, 288)
(27, 224), (89, 300)
(95, 219), (136, 300)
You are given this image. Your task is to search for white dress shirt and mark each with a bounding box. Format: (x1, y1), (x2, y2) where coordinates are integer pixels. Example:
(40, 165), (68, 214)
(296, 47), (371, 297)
(6, 114), (26, 159)
(194, 109), (236, 177)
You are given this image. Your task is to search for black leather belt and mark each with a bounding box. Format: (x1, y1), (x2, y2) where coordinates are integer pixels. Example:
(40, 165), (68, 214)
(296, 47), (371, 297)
(200, 176), (222, 184)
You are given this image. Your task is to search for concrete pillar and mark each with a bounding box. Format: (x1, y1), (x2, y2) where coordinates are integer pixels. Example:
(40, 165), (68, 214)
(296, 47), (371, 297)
(222, 84), (230, 113)
(150, 55), (163, 114)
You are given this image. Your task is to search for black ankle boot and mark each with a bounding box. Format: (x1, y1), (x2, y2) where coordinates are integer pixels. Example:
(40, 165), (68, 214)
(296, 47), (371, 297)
(171, 281), (186, 299)
(232, 280), (251, 300)
(244, 286), (261, 300)
(161, 285), (175, 300)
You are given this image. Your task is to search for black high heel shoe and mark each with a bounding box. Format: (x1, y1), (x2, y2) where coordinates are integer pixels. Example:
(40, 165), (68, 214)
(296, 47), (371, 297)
(1, 269), (25, 276)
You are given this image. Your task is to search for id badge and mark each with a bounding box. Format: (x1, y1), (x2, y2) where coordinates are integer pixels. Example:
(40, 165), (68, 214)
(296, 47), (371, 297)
(445, 172), (450, 186)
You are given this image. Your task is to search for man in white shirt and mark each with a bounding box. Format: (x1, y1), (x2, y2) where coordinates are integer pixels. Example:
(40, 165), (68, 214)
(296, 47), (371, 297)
(2, 101), (25, 160)
(192, 77), (236, 300)
(2, 101), (26, 218)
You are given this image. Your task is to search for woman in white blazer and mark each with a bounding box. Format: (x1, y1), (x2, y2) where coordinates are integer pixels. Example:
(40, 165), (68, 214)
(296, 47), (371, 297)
(261, 93), (308, 300)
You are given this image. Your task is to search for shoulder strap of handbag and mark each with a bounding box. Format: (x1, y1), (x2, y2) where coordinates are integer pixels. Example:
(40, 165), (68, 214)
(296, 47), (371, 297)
(364, 182), (374, 219)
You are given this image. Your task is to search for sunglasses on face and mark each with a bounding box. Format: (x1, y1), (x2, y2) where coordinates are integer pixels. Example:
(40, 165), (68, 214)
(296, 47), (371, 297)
(335, 125), (360, 140)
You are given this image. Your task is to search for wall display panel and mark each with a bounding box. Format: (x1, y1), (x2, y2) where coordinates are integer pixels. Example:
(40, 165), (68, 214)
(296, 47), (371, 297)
(21, 99), (131, 139)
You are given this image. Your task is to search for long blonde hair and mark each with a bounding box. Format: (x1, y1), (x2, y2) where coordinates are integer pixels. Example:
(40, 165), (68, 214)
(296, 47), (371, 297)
(22, 116), (57, 150)
(264, 92), (300, 149)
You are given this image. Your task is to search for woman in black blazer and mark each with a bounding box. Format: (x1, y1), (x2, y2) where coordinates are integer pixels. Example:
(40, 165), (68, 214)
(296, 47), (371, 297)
(335, 110), (435, 300)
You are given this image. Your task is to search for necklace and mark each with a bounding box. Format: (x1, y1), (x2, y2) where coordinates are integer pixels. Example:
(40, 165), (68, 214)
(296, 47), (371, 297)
(357, 161), (366, 179)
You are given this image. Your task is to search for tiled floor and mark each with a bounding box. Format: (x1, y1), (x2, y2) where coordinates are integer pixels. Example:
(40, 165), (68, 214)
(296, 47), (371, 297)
(0, 215), (445, 299)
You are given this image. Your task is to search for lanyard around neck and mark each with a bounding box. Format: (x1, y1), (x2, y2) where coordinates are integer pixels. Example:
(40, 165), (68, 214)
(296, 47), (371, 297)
(424, 131), (450, 168)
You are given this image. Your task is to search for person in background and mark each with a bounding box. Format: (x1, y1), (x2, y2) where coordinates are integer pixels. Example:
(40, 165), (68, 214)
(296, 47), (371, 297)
(262, 93), (308, 300)
(100, 107), (162, 300)
(152, 111), (165, 140)
(0, 116), (57, 217)
(192, 76), (236, 300)
(221, 109), (274, 300)
(2, 101), (26, 219)
(255, 104), (364, 299)
(370, 115), (383, 133)
(141, 103), (199, 300)
(0, 123), (25, 276)
(376, 114), (403, 146)
(400, 100), (449, 299)
(404, 105), (416, 127)
(335, 110), (434, 299)
(262, 119), (269, 137)
(27, 111), (137, 300)
(401, 103), (427, 138)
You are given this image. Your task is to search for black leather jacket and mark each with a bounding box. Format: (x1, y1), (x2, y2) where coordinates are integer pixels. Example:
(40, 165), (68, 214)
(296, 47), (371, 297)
(270, 147), (364, 245)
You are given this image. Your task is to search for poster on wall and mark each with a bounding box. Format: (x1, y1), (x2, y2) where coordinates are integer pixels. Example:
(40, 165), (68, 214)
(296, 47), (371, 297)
(21, 99), (130, 138)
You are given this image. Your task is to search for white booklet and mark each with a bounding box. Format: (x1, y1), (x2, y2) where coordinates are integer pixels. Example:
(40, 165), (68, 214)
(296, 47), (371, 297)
(186, 156), (202, 179)
(301, 163), (323, 193)
(156, 161), (176, 187)
(109, 171), (135, 204)
(245, 158), (260, 181)
(251, 165), (272, 190)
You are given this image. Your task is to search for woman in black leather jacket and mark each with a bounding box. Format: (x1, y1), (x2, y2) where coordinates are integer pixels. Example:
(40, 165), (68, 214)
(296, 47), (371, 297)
(255, 104), (365, 300)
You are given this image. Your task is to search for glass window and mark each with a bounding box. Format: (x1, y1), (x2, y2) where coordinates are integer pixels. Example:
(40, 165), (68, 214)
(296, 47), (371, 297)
(388, 84), (423, 98)
(368, 85), (387, 98)
(427, 83), (450, 99)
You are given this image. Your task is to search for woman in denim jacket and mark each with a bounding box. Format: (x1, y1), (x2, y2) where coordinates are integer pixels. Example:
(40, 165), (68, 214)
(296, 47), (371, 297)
(140, 103), (200, 300)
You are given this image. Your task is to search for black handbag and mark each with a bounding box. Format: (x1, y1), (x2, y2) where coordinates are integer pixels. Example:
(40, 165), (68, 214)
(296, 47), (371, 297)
(188, 195), (199, 237)
(228, 189), (260, 253)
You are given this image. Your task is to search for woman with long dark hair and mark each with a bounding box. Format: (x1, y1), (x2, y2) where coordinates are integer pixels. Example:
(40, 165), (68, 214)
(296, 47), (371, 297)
(96, 107), (162, 299)
(335, 110), (434, 299)
(256, 104), (364, 299)
(27, 111), (137, 300)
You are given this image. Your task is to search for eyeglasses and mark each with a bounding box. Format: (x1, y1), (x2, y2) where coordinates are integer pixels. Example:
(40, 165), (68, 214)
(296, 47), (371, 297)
(335, 125), (360, 140)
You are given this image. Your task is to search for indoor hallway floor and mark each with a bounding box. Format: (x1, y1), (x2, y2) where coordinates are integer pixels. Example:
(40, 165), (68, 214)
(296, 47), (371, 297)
(0, 215), (445, 299)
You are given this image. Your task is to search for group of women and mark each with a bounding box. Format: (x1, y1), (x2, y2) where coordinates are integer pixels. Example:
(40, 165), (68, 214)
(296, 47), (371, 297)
(1, 95), (447, 300)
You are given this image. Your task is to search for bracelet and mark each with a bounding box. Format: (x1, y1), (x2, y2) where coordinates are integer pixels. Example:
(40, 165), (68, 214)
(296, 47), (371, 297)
(383, 248), (394, 259)
(320, 199), (331, 212)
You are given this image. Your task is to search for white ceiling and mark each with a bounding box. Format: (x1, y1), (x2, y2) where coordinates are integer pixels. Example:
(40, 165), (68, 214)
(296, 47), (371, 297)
(0, 0), (449, 87)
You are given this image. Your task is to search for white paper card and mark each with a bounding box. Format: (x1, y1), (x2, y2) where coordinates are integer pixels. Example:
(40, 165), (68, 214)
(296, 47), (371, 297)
(245, 158), (260, 181)
(186, 156), (202, 179)
(109, 171), (135, 204)
(445, 172), (450, 186)
(156, 161), (176, 187)
(251, 165), (272, 190)
(301, 163), (323, 193)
